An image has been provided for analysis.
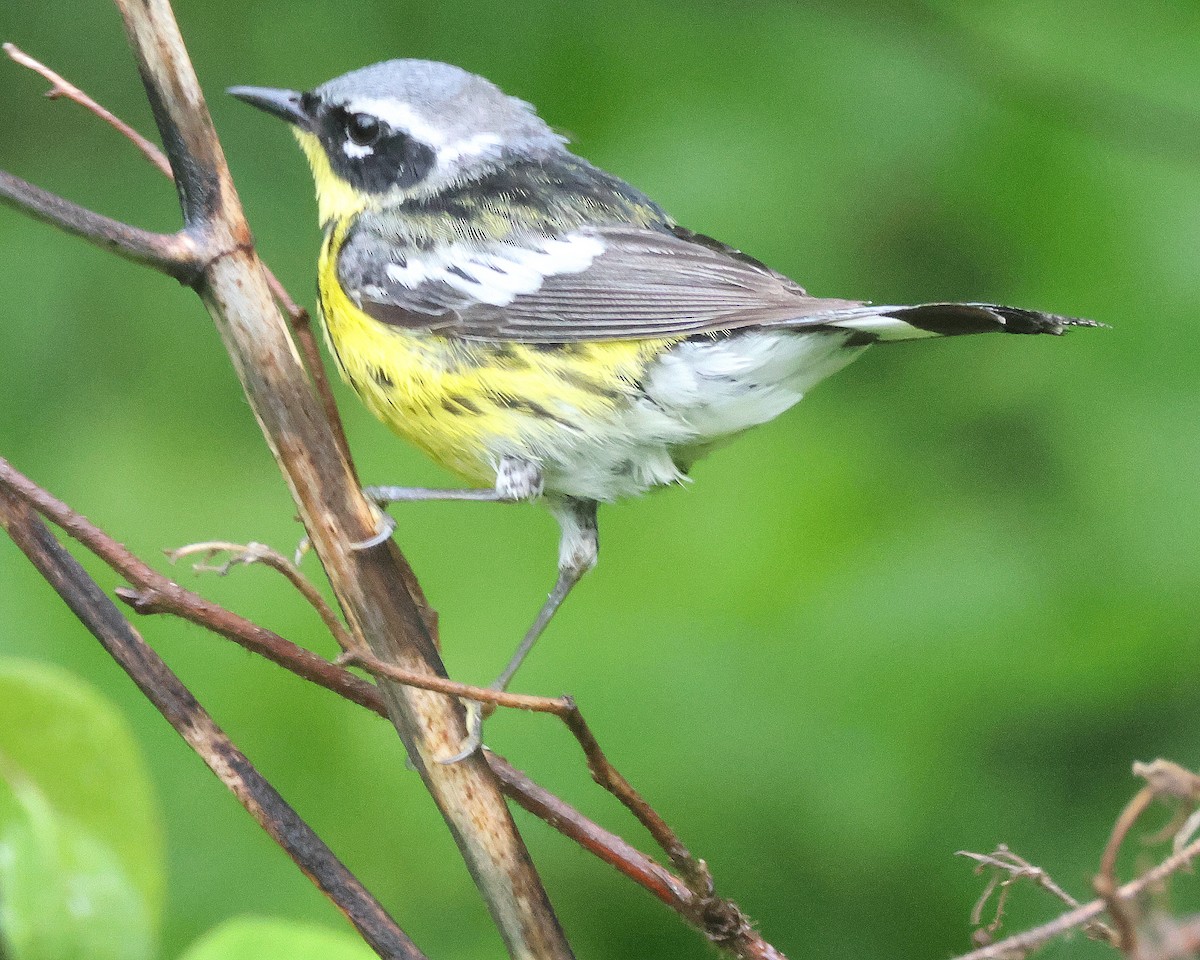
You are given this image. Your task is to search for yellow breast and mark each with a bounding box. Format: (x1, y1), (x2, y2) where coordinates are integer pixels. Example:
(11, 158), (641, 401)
(316, 222), (672, 486)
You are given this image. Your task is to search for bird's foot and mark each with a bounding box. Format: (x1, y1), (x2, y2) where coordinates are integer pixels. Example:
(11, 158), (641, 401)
(439, 699), (486, 764)
(349, 459), (545, 552)
(350, 501), (398, 550)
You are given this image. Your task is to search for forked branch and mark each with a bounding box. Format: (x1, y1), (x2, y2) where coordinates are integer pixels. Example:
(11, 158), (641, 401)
(166, 539), (355, 651)
(954, 761), (1200, 960)
(1, 41), (354, 471)
(0, 454), (785, 960)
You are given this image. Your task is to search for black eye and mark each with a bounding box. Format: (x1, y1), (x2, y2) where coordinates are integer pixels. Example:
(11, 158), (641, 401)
(346, 113), (382, 147)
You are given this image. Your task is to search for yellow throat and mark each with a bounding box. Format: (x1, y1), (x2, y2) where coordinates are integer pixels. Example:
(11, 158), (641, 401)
(294, 129), (370, 225)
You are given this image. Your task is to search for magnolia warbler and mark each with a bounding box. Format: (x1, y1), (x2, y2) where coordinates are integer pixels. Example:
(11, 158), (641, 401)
(231, 61), (1097, 755)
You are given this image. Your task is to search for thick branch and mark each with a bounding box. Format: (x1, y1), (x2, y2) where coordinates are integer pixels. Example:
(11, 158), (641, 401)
(107, 1), (571, 955)
(0, 490), (425, 960)
(0, 169), (198, 281)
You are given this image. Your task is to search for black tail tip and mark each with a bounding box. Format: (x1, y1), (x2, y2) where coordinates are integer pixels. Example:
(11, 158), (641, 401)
(985, 305), (1109, 336)
(888, 303), (1108, 337)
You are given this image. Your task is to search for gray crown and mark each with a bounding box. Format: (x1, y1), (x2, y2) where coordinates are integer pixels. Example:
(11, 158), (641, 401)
(316, 59), (565, 154)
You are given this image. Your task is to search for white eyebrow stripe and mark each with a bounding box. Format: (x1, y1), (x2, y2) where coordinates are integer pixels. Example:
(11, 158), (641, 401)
(338, 97), (503, 169)
(437, 132), (503, 165)
(342, 97), (448, 147)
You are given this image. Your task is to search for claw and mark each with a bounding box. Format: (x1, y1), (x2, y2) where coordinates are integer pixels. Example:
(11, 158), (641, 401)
(439, 700), (484, 764)
(350, 507), (397, 550)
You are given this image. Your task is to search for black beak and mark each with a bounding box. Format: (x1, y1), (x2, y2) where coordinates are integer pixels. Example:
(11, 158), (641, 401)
(228, 85), (311, 129)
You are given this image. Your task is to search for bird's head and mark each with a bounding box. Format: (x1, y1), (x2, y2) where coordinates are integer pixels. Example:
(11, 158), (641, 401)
(230, 59), (566, 224)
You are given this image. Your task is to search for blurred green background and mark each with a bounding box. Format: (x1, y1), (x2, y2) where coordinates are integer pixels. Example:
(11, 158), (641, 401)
(2, 0), (1198, 957)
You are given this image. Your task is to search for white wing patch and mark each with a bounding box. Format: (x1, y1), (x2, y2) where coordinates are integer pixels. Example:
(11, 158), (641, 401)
(382, 233), (606, 306)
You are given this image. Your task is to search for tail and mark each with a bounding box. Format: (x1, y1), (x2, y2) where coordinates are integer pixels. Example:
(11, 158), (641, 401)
(814, 302), (1105, 344)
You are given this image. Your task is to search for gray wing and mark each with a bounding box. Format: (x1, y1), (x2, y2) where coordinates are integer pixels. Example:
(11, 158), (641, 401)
(339, 222), (1096, 343)
(340, 223), (865, 342)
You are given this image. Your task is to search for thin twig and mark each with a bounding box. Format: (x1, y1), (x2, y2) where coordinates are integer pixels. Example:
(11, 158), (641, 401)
(339, 649), (712, 894)
(1174, 808), (1200, 857)
(337, 650), (573, 714)
(4, 42), (173, 176)
(167, 539), (355, 651)
(0, 490), (425, 960)
(958, 845), (1116, 946)
(1096, 785), (1156, 958)
(3, 42), (356, 478)
(961, 846), (1085, 912)
(953, 811), (1200, 959)
(967, 867), (1004, 937)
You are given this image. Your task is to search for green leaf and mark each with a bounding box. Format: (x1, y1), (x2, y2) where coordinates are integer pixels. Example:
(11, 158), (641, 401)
(0, 771), (154, 960)
(0, 658), (164, 959)
(177, 916), (379, 960)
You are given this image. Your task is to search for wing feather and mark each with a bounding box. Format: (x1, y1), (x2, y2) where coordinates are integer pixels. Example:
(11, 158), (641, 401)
(340, 222), (864, 341)
(338, 221), (1098, 343)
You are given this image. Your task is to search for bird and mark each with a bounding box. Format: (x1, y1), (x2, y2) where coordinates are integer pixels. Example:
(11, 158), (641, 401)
(230, 60), (1098, 756)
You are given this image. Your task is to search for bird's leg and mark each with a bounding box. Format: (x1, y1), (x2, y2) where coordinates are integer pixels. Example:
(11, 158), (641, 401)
(494, 497), (598, 691)
(443, 496), (599, 763)
(352, 455), (544, 549)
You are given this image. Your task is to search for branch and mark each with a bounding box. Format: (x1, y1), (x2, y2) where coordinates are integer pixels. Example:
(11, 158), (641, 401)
(0, 455), (374, 711)
(2, 41), (354, 474)
(166, 540), (355, 652)
(108, 1), (573, 954)
(0, 455), (786, 959)
(340, 650), (712, 892)
(2, 2), (571, 951)
(4, 41), (172, 177)
(1095, 783), (1157, 957)
(0, 169), (199, 281)
(0, 489), (426, 960)
(953, 783), (1200, 960)
(958, 845), (1115, 947)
